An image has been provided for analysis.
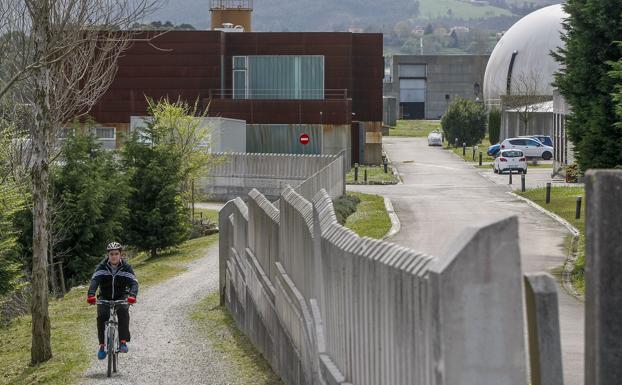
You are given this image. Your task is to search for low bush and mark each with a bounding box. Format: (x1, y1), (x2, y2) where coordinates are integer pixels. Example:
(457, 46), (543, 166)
(332, 194), (361, 225)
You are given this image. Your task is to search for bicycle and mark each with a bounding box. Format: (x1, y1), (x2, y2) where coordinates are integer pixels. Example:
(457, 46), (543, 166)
(96, 299), (130, 378)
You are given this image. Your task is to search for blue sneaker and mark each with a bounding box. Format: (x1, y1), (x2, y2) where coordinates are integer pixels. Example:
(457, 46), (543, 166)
(97, 345), (106, 360)
(119, 341), (128, 353)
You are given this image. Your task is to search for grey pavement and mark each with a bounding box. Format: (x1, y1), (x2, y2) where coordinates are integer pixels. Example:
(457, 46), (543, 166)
(349, 137), (584, 385)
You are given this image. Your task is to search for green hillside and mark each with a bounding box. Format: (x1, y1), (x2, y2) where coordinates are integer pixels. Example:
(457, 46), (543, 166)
(419, 0), (513, 19)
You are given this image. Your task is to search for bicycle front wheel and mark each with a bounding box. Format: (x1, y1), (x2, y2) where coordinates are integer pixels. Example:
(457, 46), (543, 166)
(107, 330), (115, 377)
(113, 350), (117, 373)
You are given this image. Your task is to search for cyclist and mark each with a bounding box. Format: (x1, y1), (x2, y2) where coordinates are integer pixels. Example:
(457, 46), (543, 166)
(87, 242), (138, 360)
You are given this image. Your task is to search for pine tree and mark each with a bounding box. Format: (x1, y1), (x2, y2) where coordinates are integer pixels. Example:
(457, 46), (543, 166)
(553, 0), (622, 170)
(123, 132), (189, 258)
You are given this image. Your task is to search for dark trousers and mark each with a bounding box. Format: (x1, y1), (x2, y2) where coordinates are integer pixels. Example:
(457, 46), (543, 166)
(97, 304), (130, 345)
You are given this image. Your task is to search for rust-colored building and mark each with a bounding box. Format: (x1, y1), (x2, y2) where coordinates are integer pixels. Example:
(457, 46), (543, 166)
(91, 30), (383, 164)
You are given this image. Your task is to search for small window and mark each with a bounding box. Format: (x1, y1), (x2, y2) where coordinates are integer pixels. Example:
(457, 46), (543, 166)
(94, 127), (115, 140)
(526, 139), (541, 147)
(502, 150), (523, 158)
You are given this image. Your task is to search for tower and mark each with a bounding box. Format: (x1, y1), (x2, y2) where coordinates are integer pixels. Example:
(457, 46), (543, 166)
(210, 0), (253, 32)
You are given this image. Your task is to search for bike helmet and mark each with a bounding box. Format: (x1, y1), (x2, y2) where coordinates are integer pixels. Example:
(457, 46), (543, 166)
(106, 242), (123, 251)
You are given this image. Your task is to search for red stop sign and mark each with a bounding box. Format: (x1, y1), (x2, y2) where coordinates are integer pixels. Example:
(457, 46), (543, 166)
(300, 133), (310, 145)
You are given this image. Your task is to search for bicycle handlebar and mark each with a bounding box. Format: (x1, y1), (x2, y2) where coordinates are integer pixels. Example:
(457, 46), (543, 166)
(96, 299), (130, 306)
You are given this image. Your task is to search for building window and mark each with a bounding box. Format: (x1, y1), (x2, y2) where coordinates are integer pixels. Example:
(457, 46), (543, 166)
(232, 55), (325, 100)
(233, 56), (248, 99)
(93, 127), (116, 140)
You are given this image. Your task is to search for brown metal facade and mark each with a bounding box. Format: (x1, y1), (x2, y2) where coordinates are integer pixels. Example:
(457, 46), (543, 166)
(91, 30), (382, 126)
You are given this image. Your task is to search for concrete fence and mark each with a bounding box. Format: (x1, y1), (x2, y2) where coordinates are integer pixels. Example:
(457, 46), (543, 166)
(219, 185), (565, 385)
(200, 152), (345, 201)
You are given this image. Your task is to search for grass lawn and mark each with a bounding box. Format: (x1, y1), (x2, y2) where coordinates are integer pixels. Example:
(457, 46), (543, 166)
(386, 120), (441, 137)
(192, 207), (219, 224)
(516, 187), (586, 292)
(190, 293), (282, 385)
(346, 165), (399, 184)
(0, 211), (219, 385)
(344, 192), (392, 239)
(450, 137), (496, 163)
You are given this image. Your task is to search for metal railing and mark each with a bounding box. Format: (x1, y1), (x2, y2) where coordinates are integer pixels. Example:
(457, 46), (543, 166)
(207, 89), (349, 100)
(209, 0), (253, 9)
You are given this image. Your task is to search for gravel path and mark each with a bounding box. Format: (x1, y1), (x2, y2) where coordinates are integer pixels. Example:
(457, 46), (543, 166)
(79, 244), (232, 384)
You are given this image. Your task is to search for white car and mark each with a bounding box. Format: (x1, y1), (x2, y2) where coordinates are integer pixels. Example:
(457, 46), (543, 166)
(500, 137), (553, 160)
(494, 149), (527, 174)
(427, 130), (443, 146)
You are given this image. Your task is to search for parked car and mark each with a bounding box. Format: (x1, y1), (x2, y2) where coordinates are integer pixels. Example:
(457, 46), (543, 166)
(427, 130), (443, 146)
(494, 149), (527, 174)
(487, 143), (501, 157)
(519, 135), (553, 147)
(500, 137), (554, 160)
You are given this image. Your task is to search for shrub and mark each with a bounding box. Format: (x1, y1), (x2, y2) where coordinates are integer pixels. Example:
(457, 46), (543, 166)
(332, 195), (361, 225)
(441, 97), (487, 146)
(488, 108), (501, 144)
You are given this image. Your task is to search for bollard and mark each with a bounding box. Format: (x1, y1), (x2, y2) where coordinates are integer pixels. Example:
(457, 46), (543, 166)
(354, 163), (359, 181)
(200, 212), (203, 225)
(364, 169), (368, 183)
(509, 170), (513, 185)
(463, 142), (466, 156)
(546, 182), (551, 204)
(384, 162), (388, 173)
(521, 173), (526, 192)
(479, 151), (483, 166)
(575, 196), (582, 220)
(472, 146), (476, 161)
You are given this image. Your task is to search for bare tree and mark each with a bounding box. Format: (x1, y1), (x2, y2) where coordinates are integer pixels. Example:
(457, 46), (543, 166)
(504, 70), (552, 133)
(0, 0), (158, 364)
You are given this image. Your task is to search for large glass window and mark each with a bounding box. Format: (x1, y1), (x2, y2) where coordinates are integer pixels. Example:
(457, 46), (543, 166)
(233, 55), (324, 100)
(233, 56), (247, 99)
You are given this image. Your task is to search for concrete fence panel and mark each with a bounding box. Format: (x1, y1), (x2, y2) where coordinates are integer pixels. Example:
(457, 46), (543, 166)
(220, 185), (548, 385)
(427, 216), (526, 385)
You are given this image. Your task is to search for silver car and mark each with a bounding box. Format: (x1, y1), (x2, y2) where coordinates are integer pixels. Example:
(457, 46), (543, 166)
(427, 130), (443, 146)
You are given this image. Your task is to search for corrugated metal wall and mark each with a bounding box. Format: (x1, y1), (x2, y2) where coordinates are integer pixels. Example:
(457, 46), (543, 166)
(247, 124), (322, 154)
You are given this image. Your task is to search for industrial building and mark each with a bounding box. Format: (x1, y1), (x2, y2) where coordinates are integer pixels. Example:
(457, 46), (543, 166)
(90, 0), (384, 165)
(383, 54), (488, 120)
(483, 4), (566, 143)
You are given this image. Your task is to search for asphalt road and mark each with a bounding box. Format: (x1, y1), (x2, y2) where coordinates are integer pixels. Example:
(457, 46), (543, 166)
(349, 137), (584, 385)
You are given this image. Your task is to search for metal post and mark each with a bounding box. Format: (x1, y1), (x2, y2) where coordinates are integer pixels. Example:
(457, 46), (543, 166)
(509, 170), (513, 185)
(575, 196), (582, 220)
(200, 212), (203, 225)
(364, 169), (368, 183)
(546, 182), (551, 204)
(479, 151), (483, 166)
(472, 146), (476, 161)
(463, 142), (466, 156)
(521, 174), (526, 192)
(384, 161), (388, 173)
(354, 163), (359, 181)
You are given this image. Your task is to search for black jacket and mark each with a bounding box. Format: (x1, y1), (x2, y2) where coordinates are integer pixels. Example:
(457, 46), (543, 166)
(88, 258), (139, 300)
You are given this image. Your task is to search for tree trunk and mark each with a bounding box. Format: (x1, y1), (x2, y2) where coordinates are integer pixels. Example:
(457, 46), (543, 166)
(30, 2), (53, 364)
(58, 260), (66, 296)
(48, 249), (57, 296)
(151, 247), (157, 259)
(31, 131), (52, 364)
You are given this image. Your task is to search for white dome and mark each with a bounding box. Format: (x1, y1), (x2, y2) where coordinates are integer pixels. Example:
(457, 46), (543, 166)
(484, 4), (567, 105)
